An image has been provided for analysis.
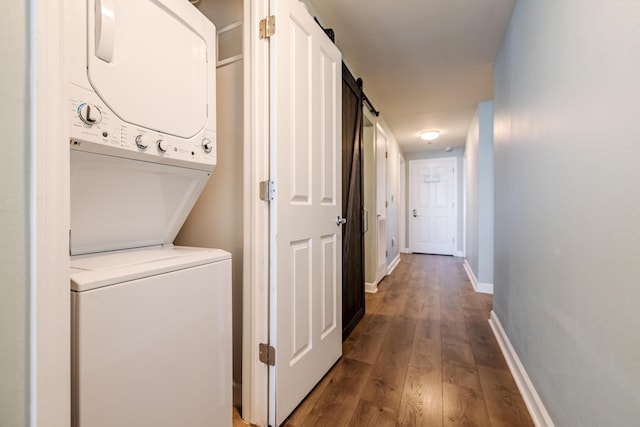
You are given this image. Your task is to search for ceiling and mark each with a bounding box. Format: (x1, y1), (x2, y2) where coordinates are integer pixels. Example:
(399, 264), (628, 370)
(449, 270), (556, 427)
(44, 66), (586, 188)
(305, 0), (516, 153)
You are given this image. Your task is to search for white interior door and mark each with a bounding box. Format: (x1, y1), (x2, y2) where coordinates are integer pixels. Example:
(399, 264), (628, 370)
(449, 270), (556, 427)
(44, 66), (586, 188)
(269, 0), (342, 425)
(375, 126), (388, 282)
(410, 158), (456, 255)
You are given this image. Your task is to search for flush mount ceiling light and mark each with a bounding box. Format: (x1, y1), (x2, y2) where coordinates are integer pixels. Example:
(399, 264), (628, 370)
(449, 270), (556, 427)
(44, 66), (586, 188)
(420, 130), (440, 141)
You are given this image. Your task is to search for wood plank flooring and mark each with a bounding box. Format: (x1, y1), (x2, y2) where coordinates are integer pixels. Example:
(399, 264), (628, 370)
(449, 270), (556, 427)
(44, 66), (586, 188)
(235, 254), (533, 426)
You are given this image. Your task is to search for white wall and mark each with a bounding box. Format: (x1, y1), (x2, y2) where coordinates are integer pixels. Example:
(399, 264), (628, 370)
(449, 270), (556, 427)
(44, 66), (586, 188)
(464, 101), (493, 284)
(404, 148), (465, 254)
(0, 1), (28, 424)
(494, 0), (640, 424)
(176, 0), (244, 405)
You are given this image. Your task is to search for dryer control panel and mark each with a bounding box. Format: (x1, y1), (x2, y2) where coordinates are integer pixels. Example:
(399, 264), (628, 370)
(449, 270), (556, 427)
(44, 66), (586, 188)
(69, 86), (216, 172)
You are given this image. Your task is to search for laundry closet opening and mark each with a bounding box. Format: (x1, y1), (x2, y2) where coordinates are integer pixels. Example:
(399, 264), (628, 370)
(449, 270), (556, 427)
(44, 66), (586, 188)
(175, 0), (245, 409)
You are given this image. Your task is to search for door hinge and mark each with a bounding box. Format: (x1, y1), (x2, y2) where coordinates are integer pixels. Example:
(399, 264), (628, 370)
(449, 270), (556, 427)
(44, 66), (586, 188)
(259, 180), (276, 201)
(259, 15), (276, 39)
(385, 201), (388, 208)
(385, 151), (388, 158)
(259, 343), (276, 366)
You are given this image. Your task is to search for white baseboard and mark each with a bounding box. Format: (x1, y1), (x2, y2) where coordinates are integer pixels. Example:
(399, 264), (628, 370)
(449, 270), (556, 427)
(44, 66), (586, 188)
(387, 254), (401, 275)
(455, 250), (465, 257)
(463, 259), (493, 294)
(401, 247), (412, 254)
(489, 311), (555, 427)
(365, 282), (378, 293)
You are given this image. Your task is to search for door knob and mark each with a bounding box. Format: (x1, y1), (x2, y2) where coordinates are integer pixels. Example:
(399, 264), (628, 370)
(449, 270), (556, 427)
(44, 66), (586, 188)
(412, 209), (417, 217)
(336, 216), (347, 226)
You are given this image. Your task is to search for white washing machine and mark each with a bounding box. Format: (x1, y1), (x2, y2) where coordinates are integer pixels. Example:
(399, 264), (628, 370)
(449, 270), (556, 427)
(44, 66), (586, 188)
(66, 0), (231, 425)
(71, 246), (231, 427)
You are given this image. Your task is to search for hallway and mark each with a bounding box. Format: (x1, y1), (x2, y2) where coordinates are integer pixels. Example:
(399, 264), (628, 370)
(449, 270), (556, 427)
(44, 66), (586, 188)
(280, 254), (533, 426)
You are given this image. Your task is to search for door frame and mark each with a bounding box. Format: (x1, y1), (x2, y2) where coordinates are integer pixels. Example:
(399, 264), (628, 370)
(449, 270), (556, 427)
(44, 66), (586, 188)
(32, 0), (71, 425)
(461, 157), (467, 258)
(361, 108), (378, 293)
(408, 157), (458, 255)
(241, 0), (270, 424)
(399, 154), (407, 253)
(374, 123), (388, 283)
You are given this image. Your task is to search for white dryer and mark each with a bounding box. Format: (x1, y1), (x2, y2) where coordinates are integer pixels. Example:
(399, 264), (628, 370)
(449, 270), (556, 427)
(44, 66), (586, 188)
(67, 0), (218, 256)
(66, 0), (231, 426)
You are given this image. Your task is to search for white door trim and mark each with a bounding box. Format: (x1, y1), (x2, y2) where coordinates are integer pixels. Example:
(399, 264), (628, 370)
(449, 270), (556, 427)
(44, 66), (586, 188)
(241, 0), (270, 424)
(32, 0), (71, 425)
(461, 157), (467, 258)
(408, 157), (458, 255)
(375, 123), (388, 283)
(399, 154), (408, 253)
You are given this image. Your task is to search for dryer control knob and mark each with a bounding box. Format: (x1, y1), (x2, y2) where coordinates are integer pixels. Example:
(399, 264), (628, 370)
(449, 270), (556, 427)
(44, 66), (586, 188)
(202, 138), (213, 153)
(135, 135), (148, 150)
(157, 139), (168, 153)
(78, 103), (102, 126)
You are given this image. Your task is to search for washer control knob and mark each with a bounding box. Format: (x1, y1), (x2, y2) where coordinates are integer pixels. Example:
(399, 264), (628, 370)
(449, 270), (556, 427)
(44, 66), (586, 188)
(157, 139), (168, 152)
(135, 135), (148, 150)
(202, 137), (213, 153)
(78, 103), (102, 126)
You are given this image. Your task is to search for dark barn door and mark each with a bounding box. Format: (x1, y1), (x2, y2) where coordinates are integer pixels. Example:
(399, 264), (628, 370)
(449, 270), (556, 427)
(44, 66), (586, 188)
(341, 63), (365, 339)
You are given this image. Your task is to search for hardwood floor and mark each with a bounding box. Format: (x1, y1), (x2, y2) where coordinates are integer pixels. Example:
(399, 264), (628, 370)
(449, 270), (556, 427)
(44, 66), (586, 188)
(235, 254), (533, 426)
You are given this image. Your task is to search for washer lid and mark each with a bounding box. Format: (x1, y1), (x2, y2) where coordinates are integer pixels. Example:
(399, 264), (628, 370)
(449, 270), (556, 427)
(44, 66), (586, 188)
(87, 0), (214, 138)
(70, 245), (231, 292)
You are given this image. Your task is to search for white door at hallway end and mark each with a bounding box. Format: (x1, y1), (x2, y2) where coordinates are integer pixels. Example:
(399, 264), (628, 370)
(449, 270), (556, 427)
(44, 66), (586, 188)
(410, 158), (456, 255)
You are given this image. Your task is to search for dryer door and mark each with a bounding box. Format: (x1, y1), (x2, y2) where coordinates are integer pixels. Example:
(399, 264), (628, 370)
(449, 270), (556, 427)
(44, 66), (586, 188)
(87, 0), (215, 139)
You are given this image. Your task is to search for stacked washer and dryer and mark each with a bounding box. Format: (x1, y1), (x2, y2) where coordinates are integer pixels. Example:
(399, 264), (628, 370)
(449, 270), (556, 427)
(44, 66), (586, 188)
(67, 0), (231, 426)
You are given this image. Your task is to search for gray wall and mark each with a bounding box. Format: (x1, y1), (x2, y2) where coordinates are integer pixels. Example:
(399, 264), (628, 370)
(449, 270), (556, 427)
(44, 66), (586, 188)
(464, 101), (494, 283)
(493, 0), (640, 425)
(0, 1), (29, 425)
(404, 148), (465, 254)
